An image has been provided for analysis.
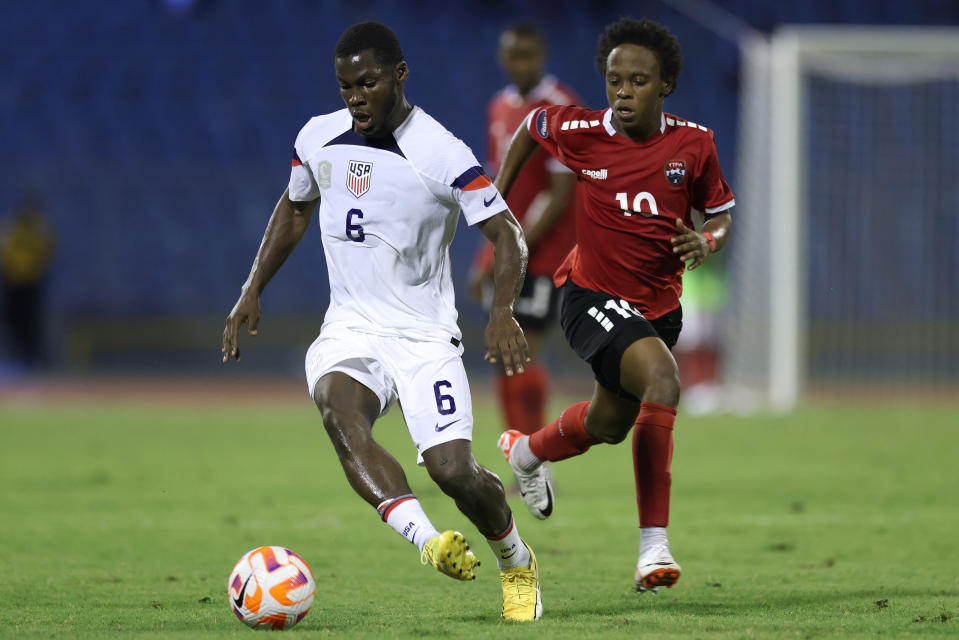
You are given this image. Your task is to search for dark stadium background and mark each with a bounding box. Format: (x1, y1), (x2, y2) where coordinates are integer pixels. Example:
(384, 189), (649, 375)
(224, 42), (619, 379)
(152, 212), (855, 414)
(1, 0), (957, 377)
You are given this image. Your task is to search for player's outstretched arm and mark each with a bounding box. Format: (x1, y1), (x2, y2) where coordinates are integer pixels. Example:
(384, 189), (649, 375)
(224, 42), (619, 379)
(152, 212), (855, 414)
(222, 190), (319, 363)
(671, 210), (732, 271)
(476, 210), (530, 377)
(493, 122), (540, 199)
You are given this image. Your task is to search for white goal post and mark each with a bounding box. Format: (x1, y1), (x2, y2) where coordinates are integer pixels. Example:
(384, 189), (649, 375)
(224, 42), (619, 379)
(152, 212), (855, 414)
(725, 26), (959, 410)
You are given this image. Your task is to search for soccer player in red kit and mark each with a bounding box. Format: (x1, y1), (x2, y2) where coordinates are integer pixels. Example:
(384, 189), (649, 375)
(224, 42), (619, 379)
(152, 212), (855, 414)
(469, 24), (579, 439)
(495, 17), (734, 592)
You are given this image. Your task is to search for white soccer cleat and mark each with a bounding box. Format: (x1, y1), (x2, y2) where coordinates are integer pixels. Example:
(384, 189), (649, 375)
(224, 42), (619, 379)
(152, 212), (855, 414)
(634, 542), (681, 592)
(497, 430), (554, 520)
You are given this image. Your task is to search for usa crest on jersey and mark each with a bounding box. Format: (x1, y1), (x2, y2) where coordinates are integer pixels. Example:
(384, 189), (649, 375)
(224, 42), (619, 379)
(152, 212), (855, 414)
(347, 160), (373, 198)
(665, 159), (686, 185)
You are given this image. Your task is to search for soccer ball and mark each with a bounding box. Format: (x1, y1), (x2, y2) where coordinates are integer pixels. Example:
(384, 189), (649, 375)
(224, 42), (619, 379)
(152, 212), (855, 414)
(228, 546), (315, 630)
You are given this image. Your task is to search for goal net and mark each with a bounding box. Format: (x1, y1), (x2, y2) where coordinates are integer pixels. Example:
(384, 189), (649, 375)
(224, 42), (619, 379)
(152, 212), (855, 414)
(725, 27), (959, 409)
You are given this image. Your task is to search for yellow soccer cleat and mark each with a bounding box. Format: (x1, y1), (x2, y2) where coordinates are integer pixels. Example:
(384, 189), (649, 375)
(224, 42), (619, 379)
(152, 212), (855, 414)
(420, 530), (480, 581)
(500, 542), (542, 621)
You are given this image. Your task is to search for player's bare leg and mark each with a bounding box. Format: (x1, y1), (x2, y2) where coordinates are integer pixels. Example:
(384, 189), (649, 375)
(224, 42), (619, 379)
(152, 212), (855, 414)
(422, 440), (513, 537)
(498, 377), (637, 518)
(618, 338), (683, 592)
(500, 335), (682, 591)
(313, 373), (471, 579)
(582, 384), (643, 443)
(618, 336), (681, 409)
(502, 335), (677, 461)
(422, 441), (542, 620)
(499, 380), (641, 519)
(313, 372), (413, 505)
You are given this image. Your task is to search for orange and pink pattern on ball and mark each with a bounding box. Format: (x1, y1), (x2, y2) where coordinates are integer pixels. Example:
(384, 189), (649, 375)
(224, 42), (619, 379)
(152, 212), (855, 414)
(228, 546), (315, 630)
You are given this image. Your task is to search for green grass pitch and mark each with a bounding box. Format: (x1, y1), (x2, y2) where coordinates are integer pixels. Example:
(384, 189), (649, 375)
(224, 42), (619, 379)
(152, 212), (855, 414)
(1, 390), (956, 638)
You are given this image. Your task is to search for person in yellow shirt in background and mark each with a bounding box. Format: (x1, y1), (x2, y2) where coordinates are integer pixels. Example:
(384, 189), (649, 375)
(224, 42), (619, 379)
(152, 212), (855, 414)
(1, 197), (55, 369)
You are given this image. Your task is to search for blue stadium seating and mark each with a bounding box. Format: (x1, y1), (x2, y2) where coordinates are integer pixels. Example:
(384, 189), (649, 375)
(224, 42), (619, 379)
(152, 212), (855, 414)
(1, 0), (955, 324)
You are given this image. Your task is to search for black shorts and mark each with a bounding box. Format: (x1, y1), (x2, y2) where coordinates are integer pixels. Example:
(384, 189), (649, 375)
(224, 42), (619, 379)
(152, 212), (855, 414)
(560, 280), (682, 398)
(482, 274), (561, 331)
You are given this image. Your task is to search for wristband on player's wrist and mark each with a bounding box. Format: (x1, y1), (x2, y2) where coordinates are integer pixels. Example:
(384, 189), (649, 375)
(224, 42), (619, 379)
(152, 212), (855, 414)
(702, 232), (717, 253)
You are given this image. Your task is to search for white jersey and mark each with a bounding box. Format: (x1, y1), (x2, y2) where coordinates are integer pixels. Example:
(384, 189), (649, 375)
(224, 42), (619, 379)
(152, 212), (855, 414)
(288, 106), (505, 343)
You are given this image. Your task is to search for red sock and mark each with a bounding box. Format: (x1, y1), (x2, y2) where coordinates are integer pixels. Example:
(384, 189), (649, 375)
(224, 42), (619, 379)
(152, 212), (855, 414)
(495, 373), (517, 430)
(519, 365), (549, 434)
(632, 402), (676, 527)
(529, 401), (595, 461)
(495, 366), (549, 435)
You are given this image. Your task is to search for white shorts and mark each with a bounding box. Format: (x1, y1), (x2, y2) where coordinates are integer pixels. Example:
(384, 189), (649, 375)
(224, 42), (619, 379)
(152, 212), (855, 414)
(304, 326), (473, 465)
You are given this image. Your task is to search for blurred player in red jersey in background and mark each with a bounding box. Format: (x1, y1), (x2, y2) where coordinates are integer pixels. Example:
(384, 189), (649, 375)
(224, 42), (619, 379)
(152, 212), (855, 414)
(494, 18), (734, 592)
(469, 23), (579, 441)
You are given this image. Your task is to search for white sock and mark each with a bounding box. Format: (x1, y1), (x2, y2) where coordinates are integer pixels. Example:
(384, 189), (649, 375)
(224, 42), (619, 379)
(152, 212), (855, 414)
(486, 514), (531, 569)
(377, 495), (440, 552)
(510, 435), (543, 473)
(639, 526), (668, 562)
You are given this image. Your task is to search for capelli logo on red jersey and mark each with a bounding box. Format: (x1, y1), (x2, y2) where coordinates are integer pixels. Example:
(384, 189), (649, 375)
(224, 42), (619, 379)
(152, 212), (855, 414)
(581, 168), (608, 180)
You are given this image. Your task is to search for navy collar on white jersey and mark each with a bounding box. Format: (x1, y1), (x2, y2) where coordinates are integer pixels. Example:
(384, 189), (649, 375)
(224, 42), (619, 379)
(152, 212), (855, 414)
(324, 127), (406, 157)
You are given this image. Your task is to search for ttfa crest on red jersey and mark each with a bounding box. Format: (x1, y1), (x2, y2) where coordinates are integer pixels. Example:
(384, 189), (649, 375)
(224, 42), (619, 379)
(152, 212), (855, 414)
(347, 160), (373, 198)
(665, 159), (687, 185)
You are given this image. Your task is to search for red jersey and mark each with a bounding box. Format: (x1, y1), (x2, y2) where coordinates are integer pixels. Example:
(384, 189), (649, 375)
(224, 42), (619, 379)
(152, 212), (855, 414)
(476, 75), (580, 277)
(527, 105), (734, 319)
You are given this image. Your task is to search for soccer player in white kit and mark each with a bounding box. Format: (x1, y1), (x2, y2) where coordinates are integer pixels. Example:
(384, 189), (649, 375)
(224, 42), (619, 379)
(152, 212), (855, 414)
(221, 22), (541, 621)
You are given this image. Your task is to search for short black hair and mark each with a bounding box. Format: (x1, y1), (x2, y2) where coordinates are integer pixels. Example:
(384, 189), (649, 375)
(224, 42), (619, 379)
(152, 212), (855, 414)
(595, 18), (683, 94)
(334, 22), (405, 67)
(503, 22), (545, 44)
